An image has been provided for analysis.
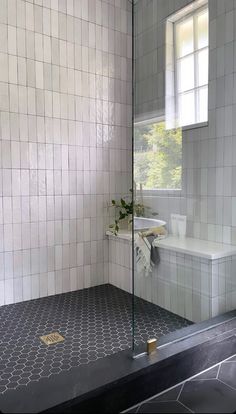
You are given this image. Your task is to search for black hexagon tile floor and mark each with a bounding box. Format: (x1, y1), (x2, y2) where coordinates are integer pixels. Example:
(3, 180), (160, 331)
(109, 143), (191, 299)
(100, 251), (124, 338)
(125, 354), (236, 413)
(0, 284), (191, 394)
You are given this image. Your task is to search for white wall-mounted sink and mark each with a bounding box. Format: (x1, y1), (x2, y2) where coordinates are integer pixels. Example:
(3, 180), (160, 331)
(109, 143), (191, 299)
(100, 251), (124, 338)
(134, 217), (166, 231)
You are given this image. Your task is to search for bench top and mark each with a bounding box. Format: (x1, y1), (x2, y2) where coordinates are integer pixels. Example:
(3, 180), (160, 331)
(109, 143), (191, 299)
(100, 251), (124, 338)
(154, 236), (236, 260)
(106, 231), (236, 260)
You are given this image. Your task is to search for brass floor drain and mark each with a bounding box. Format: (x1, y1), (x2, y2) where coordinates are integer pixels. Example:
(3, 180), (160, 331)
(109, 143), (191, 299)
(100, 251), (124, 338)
(40, 332), (65, 345)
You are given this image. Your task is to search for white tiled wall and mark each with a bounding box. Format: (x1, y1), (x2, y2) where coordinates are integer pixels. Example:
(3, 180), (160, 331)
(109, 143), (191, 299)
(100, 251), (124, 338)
(0, 0), (132, 306)
(134, 0), (236, 246)
(108, 235), (132, 292)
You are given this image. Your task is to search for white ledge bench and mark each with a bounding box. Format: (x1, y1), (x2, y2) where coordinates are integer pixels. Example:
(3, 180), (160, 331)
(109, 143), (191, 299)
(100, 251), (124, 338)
(107, 232), (236, 323)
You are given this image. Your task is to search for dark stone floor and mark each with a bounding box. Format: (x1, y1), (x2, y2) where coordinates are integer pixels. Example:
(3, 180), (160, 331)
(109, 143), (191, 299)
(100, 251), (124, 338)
(125, 354), (236, 413)
(0, 284), (191, 394)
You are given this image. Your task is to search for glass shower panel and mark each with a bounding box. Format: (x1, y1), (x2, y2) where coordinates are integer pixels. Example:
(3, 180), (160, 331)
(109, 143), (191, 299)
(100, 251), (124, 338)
(132, 0), (188, 356)
(132, 0), (236, 359)
(132, 120), (186, 355)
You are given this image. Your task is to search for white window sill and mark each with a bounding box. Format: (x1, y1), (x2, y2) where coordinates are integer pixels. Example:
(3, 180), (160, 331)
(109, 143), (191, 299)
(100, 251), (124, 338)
(182, 121), (208, 131)
(137, 189), (182, 197)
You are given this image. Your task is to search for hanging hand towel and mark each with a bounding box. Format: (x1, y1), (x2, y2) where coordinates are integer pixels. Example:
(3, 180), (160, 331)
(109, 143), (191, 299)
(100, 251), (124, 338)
(134, 233), (153, 277)
(134, 229), (167, 277)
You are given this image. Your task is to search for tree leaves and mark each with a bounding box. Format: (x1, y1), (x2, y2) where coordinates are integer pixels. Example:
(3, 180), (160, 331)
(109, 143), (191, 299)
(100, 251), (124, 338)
(134, 122), (182, 190)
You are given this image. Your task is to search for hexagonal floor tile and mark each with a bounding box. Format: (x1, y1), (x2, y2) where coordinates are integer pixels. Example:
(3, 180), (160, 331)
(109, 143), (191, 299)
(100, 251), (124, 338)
(0, 284), (191, 394)
(218, 361), (236, 390)
(179, 379), (236, 413)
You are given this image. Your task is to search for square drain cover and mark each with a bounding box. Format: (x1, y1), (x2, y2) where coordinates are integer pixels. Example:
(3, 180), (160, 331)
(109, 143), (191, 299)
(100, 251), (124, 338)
(40, 332), (65, 345)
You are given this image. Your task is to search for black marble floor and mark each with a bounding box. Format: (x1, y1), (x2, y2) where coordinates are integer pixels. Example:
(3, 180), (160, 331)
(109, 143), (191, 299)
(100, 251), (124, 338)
(125, 354), (236, 413)
(0, 284), (191, 395)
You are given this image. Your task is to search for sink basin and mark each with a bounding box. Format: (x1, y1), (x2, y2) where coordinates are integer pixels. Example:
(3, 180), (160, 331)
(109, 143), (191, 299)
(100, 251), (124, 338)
(134, 217), (166, 231)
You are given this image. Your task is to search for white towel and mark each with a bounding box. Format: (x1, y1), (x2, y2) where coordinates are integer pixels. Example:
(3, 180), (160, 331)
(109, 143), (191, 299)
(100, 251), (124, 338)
(134, 233), (153, 277)
(134, 233), (167, 277)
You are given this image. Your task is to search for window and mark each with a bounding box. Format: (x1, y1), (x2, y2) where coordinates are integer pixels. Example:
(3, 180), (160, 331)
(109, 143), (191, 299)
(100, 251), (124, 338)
(174, 6), (209, 127)
(134, 120), (182, 191)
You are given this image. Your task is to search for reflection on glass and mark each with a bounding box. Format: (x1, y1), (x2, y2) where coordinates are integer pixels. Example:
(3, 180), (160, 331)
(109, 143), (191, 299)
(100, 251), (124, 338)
(197, 9), (208, 49)
(178, 55), (194, 92)
(176, 17), (193, 58)
(134, 122), (182, 191)
(197, 86), (208, 123)
(197, 49), (208, 87)
(179, 91), (195, 126)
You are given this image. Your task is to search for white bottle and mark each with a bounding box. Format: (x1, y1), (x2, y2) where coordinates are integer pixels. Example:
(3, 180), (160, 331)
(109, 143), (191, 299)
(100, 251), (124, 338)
(178, 215), (187, 238)
(171, 214), (180, 236)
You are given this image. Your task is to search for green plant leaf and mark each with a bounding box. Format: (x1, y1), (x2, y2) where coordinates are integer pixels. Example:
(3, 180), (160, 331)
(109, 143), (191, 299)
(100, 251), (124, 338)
(119, 213), (127, 220)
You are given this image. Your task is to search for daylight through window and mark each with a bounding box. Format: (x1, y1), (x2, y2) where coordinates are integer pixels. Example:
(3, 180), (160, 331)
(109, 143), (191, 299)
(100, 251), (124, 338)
(134, 121), (182, 191)
(175, 6), (209, 126)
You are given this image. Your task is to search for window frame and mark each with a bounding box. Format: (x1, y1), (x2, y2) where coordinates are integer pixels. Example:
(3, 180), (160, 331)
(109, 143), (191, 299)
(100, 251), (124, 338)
(174, 5), (209, 128)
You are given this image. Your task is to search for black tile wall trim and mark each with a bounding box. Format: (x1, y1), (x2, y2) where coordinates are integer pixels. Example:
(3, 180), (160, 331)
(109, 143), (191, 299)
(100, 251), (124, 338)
(0, 314), (235, 413)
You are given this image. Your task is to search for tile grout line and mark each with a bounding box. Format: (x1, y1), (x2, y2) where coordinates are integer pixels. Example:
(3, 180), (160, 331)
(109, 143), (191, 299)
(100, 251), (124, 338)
(217, 378), (236, 392)
(176, 383), (185, 401)
(178, 400), (195, 413)
(216, 362), (221, 379)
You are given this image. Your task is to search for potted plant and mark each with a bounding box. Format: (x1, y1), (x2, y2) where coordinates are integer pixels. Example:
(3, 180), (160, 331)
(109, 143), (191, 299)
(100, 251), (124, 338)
(108, 189), (158, 235)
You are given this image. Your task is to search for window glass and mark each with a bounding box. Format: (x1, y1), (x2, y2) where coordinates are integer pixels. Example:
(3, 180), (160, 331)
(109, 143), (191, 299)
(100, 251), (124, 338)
(175, 7), (208, 127)
(134, 121), (182, 190)
(176, 17), (194, 58)
(179, 91), (195, 126)
(178, 55), (194, 92)
(197, 49), (208, 87)
(197, 9), (208, 49)
(197, 86), (208, 123)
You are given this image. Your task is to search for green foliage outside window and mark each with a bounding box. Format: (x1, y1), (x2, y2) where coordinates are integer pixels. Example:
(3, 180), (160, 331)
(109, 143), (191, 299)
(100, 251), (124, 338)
(134, 121), (182, 190)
